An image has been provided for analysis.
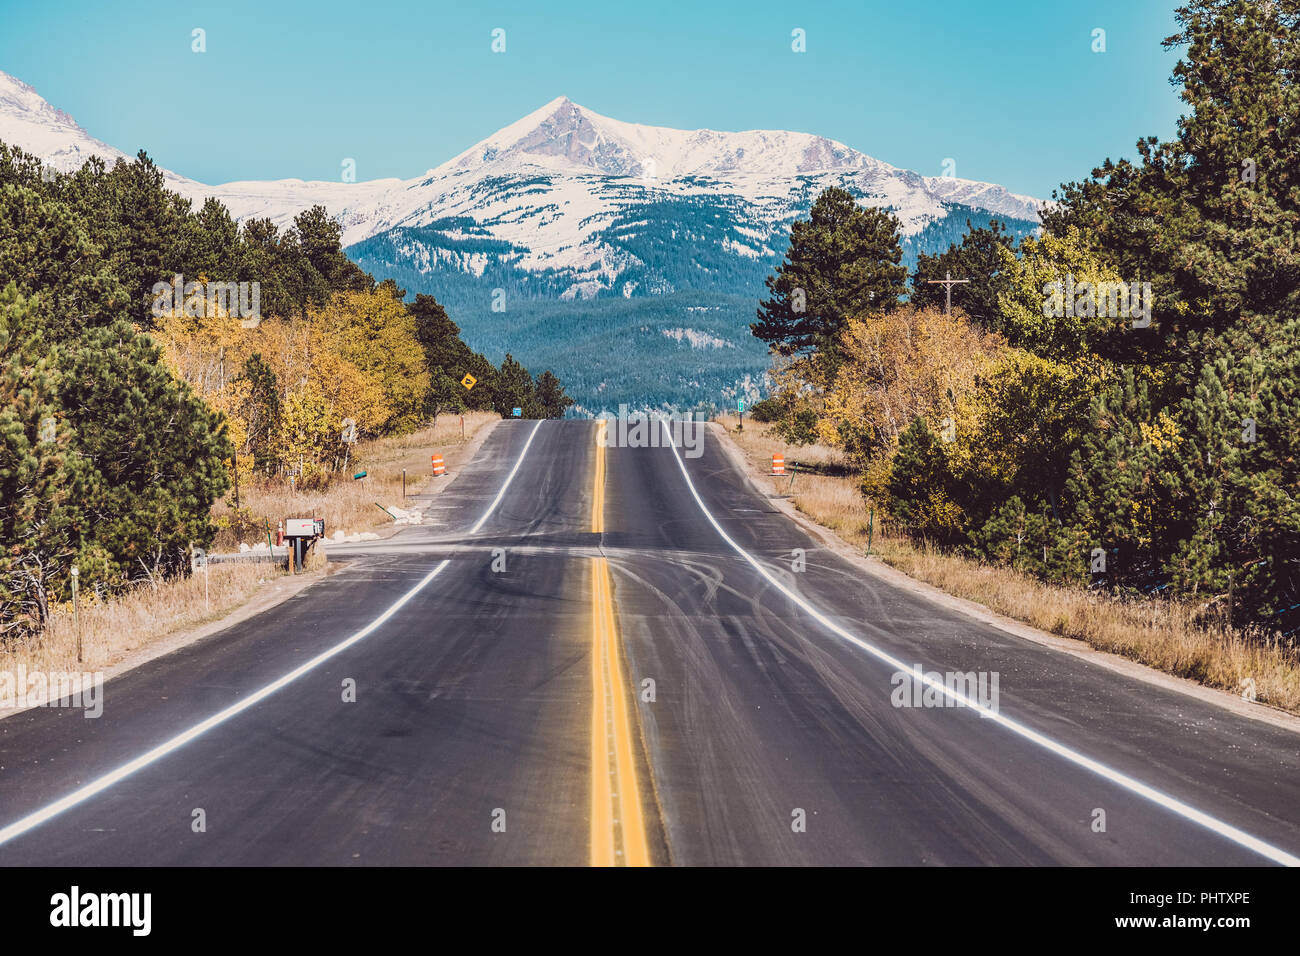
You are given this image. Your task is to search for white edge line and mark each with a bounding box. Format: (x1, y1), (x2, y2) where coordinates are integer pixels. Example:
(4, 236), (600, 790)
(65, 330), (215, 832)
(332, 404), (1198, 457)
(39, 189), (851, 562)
(658, 419), (1300, 868)
(0, 419), (546, 849)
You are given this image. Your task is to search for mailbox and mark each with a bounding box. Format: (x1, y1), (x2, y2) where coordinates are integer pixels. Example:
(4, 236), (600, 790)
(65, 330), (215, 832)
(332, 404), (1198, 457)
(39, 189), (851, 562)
(283, 517), (325, 574)
(285, 518), (316, 537)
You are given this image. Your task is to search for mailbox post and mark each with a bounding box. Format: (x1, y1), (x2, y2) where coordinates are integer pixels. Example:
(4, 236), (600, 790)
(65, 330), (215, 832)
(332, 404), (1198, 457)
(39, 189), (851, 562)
(284, 518), (325, 573)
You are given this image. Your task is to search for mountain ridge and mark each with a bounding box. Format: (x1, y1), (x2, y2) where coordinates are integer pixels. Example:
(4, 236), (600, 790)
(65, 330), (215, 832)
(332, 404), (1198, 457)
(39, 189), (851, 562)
(0, 68), (1044, 410)
(0, 70), (1041, 244)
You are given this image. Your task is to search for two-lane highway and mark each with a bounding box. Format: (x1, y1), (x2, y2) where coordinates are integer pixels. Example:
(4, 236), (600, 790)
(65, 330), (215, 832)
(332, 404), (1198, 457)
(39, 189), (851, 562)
(0, 419), (1297, 865)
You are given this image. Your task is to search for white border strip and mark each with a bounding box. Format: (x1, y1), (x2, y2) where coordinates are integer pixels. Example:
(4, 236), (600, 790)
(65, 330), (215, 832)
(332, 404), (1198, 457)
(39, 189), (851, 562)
(660, 420), (1299, 867)
(0, 419), (546, 849)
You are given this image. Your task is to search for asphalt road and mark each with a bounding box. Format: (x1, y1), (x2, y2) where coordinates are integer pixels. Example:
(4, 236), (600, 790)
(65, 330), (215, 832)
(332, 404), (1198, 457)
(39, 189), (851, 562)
(0, 419), (1297, 865)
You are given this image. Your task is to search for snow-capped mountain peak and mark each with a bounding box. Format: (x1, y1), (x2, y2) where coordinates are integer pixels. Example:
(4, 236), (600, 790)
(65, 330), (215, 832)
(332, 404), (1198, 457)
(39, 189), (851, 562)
(0, 69), (1043, 293)
(0, 69), (1047, 410)
(441, 94), (887, 181)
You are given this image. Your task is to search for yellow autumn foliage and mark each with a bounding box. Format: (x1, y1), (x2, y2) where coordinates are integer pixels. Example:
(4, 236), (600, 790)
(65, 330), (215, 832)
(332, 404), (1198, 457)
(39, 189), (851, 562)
(819, 304), (1004, 467)
(155, 285), (430, 479)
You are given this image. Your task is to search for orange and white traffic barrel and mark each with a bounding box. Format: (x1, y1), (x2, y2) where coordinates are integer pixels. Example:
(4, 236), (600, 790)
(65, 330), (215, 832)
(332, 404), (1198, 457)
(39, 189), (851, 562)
(431, 453), (445, 477)
(772, 454), (785, 476)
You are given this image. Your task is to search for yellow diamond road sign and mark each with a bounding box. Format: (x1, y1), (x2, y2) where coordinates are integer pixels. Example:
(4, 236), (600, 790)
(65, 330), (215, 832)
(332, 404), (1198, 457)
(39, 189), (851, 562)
(460, 373), (477, 390)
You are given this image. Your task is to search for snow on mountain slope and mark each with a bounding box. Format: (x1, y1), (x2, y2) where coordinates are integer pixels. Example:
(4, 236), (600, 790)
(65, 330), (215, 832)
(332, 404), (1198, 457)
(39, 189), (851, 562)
(361, 99), (1041, 306)
(350, 96), (1041, 254)
(333, 98), (1043, 301)
(197, 175), (402, 240)
(0, 68), (1047, 409)
(0, 70), (1040, 256)
(0, 71), (131, 172)
(0, 70), (392, 235)
(0, 70), (219, 199)
(440, 95), (884, 179)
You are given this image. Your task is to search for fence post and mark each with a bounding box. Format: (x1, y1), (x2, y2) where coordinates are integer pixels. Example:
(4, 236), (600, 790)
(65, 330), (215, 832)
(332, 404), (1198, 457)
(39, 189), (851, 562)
(1227, 572), (1235, 634)
(867, 509), (874, 555)
(71, 565), (81, 664)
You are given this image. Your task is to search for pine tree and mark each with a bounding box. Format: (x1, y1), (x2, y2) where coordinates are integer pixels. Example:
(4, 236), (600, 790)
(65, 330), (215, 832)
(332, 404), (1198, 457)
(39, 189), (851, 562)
(492, 354), (539, 418)
(1063, 369), (1178, 590)
(1166, 320), (1300, 619)
(410, 291), (467, 409)
(58, 320), (230, 587)
(0, 183), (128, 338)
(534, 370), (574, 419)
(180, 197), (241, 281)
(426, 368), (466, 418)
(0, 285), (92, 630)
(460, 351), (500, 413)
(1044, 0), (1300, 366)
(407, 293), (502, 413)
(295, 205), (371, 293)
(239, 218), (298, 320)
(884, 417), (964, 543)
(752, 187), (907, 361)
(104, 151), (185, 328)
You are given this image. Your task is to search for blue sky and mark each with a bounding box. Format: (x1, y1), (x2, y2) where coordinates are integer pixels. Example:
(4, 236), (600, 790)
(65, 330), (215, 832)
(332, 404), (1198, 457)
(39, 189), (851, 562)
(0, 0), (1186, 198)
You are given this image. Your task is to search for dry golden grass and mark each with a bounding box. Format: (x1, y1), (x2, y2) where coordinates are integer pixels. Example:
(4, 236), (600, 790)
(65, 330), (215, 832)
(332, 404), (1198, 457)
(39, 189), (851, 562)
(716, 413), (873, 535)
(715, 416), (1300, 715)
(213, 411), (498, 548)
(0, 562), (282, 707)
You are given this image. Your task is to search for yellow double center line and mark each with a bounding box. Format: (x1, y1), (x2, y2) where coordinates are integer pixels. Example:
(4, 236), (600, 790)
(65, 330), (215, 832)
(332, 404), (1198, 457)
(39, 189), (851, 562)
(589, 421), (651, 867)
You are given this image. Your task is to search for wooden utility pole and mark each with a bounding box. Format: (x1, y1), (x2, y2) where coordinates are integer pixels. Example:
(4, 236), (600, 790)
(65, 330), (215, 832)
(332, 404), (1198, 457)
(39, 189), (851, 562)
(925, 271), (970, 315)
